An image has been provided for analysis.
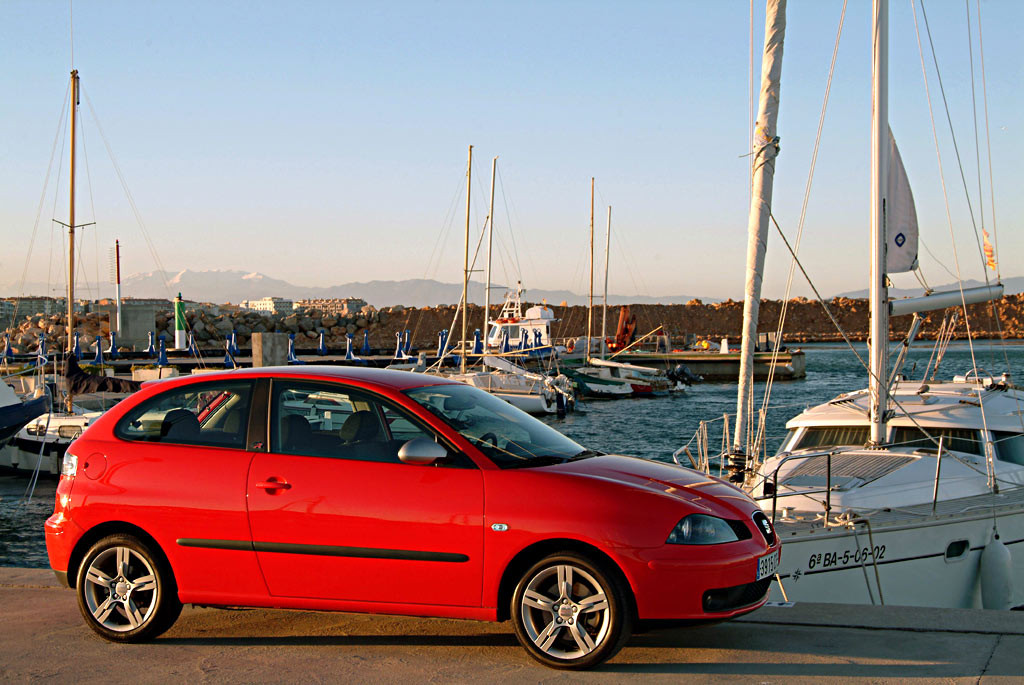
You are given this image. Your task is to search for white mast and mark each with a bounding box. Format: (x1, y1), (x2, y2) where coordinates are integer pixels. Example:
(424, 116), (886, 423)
(601, 206), (611, 359)
(65, 69), (80, 413)
(734, 0), (787, 453)
(114, 239), (122, 334)
(586, 178), (594, 361)
(869, 0), (889, 444)
(67, 70), (79, 358)
(483, 156), (497, 346)
(461, 145), (473, 374)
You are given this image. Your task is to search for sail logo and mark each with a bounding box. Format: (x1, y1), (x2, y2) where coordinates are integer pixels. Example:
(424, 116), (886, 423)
(894, 232), (906, 248)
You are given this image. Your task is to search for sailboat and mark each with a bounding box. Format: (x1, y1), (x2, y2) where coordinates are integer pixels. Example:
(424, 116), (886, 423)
(560, 181), (681, 398)
(1, 70), (141, 477)
(715, 0), (1023, 609)
(423, 149), (575, 415)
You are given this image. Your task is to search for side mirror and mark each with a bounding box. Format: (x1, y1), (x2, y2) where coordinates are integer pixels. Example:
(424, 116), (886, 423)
(397, 437), (447, 465)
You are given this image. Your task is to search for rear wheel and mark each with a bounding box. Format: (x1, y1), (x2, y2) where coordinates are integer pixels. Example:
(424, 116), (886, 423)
(511, 553), (632, 669)
(75, 534), (181, 642)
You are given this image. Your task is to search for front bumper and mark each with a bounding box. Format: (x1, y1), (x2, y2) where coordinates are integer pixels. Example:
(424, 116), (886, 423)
(618, 538), (781, 621)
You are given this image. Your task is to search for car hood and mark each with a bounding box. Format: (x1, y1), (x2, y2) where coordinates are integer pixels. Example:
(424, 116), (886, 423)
(547, 454), (760, 519)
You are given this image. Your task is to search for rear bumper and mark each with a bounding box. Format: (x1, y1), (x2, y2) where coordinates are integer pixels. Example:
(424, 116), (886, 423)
(52, 569), (69, 588)
(44, 511), (82, 584)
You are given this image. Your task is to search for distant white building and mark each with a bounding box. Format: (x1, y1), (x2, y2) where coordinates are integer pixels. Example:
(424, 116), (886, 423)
(295, 297), (367, 317)
(240, 297), (294, 315)
(2, 296), (65, 317)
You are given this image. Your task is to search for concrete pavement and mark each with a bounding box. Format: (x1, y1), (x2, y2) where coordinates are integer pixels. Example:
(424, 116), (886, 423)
(2, 566), (1022, 683)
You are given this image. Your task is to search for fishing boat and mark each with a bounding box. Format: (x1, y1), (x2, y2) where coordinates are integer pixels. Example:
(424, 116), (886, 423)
(698, 0), (1023, 610)
(423, 150), (575, 415)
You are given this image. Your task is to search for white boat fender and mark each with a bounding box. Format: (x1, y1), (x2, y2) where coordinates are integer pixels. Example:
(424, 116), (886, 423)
(980, 531), (1013, 610)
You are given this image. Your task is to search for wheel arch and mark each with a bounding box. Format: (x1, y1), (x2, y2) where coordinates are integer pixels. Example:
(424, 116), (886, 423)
(66, 521), (173, 590)
(495, 538), (637, 622)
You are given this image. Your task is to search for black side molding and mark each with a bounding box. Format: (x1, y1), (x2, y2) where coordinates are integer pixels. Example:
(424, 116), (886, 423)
(176, 538), (468, 563)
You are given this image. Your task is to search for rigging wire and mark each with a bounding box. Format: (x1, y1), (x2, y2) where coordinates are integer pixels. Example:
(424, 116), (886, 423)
(80, 89), (169, 295)
(751, 0), (848, 463)
(495, 165), (528, 285)
(80, 87), (207, 364)
(914, 0), (996, 489)
(6, 83), (71, 334)
(917, 2), (989, 284)
(975, 0), (1000, 282)
(76, 116), (100, 301)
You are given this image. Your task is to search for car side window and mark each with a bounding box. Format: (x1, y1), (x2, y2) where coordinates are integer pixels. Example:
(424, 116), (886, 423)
(114, 380), (253, 449)
(269, 381), (459, 465)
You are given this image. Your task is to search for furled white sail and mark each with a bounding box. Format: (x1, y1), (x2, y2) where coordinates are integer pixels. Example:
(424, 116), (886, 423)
(885, 128), (918, 273)
(734, 0), (787, 454)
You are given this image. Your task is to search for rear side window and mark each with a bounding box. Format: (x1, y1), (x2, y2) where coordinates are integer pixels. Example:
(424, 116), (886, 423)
(115, 380), (254, 449)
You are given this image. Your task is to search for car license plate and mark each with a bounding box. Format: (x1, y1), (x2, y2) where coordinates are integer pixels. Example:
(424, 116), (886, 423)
(757, 549), (780, 581)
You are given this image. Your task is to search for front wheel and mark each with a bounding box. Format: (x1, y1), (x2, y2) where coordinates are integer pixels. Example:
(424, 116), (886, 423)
(511, 553), (632, 669)
(75, 534), (182, 642)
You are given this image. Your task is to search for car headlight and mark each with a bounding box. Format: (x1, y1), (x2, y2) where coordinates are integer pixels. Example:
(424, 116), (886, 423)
(666, 514), (740, 545)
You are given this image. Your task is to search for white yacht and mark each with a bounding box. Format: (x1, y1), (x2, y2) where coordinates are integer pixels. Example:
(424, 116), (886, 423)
(749, 373), (1024, 609)
(694, 0), (1022, 610)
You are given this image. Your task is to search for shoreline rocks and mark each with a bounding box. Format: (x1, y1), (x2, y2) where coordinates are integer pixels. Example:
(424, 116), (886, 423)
(3, 295), (1023, 354)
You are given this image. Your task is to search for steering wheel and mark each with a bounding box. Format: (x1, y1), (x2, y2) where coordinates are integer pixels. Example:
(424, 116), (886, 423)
(477, 432), (499, 448)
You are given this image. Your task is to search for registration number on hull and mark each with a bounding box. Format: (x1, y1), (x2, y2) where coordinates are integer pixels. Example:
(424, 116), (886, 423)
(757, 549), (780, 581)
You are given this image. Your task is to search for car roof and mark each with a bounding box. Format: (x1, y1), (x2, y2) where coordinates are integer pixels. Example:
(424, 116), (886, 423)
(144, 365), (459, 392)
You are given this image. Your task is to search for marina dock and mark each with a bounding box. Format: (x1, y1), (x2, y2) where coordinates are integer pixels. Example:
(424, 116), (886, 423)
(2, 566), (1020, 682)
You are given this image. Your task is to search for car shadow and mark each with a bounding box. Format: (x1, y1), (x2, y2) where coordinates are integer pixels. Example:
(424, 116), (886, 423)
(153, 608), (1011, 679)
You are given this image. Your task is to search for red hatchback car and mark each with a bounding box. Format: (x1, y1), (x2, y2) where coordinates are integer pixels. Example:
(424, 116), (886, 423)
(47, 366), (780, 669)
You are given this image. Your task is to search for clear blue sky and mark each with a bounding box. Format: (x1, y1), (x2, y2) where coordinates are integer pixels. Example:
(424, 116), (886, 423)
(1, 0), (1020, 301)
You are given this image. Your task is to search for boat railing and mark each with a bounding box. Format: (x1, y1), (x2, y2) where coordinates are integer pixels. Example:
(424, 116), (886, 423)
(762, 439), (954, 525)
(760, 449), (840, 525)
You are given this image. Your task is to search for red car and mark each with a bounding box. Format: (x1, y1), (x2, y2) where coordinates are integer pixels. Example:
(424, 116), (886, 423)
(46, 366), (780, 669)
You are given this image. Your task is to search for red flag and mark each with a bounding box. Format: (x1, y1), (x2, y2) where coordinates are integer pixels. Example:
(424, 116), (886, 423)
(983, 229), (997, 270)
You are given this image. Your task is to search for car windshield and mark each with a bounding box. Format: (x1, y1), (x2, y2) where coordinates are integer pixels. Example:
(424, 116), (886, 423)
(405, 383), (591, 469)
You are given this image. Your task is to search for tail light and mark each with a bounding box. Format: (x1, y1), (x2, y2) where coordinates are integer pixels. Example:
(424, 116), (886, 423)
(61, 450), (79, 478)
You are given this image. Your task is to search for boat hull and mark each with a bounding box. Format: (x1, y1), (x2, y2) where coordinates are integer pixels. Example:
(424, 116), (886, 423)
(766, 492), (1024, 609)
(617, 349), (806, 381)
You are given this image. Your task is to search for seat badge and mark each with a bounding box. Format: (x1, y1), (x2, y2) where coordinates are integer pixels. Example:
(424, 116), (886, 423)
(491, 523), (509, 532)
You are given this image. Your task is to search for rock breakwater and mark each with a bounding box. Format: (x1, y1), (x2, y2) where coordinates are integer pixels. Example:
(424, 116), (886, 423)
(3, 295), (1021, 354)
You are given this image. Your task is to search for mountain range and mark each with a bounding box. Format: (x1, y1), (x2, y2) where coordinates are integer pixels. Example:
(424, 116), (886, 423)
(0, 269), (718, 308)
(4, 268), (1017, 308)
(835, 276), (1023, 300)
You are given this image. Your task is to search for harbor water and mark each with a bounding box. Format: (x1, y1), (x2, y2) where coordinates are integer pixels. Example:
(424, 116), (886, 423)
(3, 340), (1023, 569)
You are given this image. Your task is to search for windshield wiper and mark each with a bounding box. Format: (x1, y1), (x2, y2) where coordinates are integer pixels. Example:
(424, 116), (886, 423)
(504, 455), (569, 469)
(568, 449), (603, 461)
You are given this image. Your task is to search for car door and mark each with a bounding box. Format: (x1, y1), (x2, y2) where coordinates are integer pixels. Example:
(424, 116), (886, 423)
(109, 378), (266, 602)
(246, 379), (484, 607)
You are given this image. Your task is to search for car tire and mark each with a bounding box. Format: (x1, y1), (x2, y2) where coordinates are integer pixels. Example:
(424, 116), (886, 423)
(75, 534), (182, 642)
(511, 552), (632, 669)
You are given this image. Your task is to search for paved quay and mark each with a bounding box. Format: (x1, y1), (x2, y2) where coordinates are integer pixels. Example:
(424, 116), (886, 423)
(2, 566), (1022, 683)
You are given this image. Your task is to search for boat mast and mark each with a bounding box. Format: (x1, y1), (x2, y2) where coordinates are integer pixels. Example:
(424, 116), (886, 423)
(115, 239), (122, 335)
(869, 0), (889, 444)
(734, 0), (786, 454)
(66, 69), (80, 413)
(601, 206), (611, 359)
(460, 145), (473, 374)
(586, 178), (594, 361)
(483, 156), (497, 348)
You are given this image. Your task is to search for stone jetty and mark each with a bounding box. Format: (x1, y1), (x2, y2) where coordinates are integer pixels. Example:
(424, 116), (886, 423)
(3, 294), (1023, 354)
